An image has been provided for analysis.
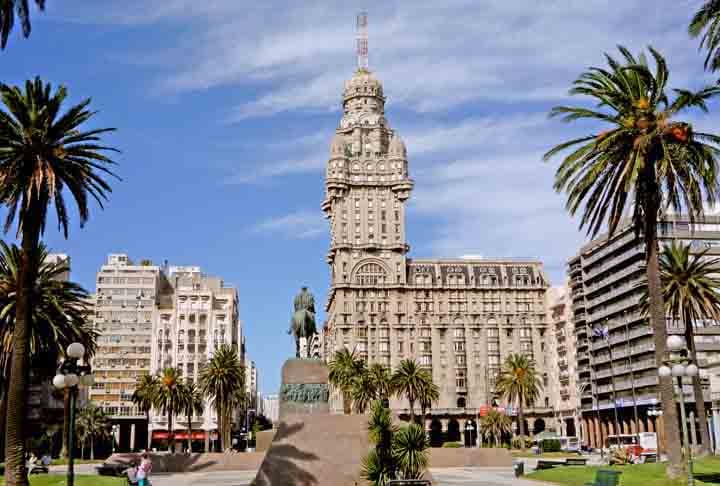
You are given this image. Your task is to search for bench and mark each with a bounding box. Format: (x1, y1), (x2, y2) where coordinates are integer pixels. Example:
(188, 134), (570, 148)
(536, 460), (565, 470)
(584, 469), (622, 486)
(565, 457), (589, 466)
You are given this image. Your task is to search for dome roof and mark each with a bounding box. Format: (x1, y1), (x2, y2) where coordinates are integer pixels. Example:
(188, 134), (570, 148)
(389, 134), (406, 157)
(330, 133), (345, 156)
(343, 69), (384, 100)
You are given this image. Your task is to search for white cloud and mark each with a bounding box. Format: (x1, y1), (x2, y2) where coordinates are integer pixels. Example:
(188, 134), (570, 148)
(251, 210), (326, 239)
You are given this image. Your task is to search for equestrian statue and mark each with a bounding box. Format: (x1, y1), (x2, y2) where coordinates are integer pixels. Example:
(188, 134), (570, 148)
(289, 286), (318, 358)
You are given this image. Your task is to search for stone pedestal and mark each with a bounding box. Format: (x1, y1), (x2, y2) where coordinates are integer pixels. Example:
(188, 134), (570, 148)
(279, 358), (330, 420)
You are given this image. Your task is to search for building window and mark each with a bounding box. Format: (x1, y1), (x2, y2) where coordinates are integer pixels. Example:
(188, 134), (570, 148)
(454, 341), (465, 352)
(419, 355), (432, 366)
(456, 370), (466, 388)
(453, 328), (465, 339)
(355, 263), (387, 285)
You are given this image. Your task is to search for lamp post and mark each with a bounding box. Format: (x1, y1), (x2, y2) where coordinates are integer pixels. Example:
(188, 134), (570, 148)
(111, 425), (120, 453)
(53, 343), (94, 486)
(658, 334), (698, 486)
(647, 406), (664, 457)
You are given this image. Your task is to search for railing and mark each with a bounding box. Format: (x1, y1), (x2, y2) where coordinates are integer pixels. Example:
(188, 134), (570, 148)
(585, 282), (641, 310)
(583, 232), (638, 266)
(584, 262), (645, 293)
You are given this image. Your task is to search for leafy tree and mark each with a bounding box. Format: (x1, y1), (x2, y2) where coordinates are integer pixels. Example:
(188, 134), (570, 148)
(199, 344), (244, 451)
(480, 409), (511, 447)
(76, 404), (110, 461)
(690, 1), (720, 72)
(0, 242), (95, 462)
(655, 242), (720, 455)
(0, 0), (45, 49)
(391, 359), (431, 424)
(131, 374), (158, 450)
(0, 77), (116, 485)
(179, 381), (204, 453)
(494, 353), (541, 451)
(328, 348), (365, 414)
(154, 368), (183, 453)
(544, 46), (720, 476)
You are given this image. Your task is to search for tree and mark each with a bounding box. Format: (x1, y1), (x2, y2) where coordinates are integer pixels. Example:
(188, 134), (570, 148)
(543, 46), (720, 477)
(495, 353), (541, 451)
(199, 344), (244, 452)
(76, 405), (111, 461)
(179, 381), (204, 453)
(479, 409), (512, 447)
(657, 242), (720, 455)
(351, 370), (377, 414)
(131, 374), (158, 450)
(361, 401), (397, 486)
(391, 359), (432, 424)
(328, 348), (365, 414)
(154, 368), (183, 453)
(418, 380), (440, 421)
(0, 242), (96, 462)
(690, 1), (720, 72)
(0, 0), (45, 50)
(368, 363), (393, 404)
(0, 77), (116, 485)
(393, 424), (429, 480)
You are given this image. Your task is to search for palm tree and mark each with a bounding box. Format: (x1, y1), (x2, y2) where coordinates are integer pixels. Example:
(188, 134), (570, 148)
(131, 374), (159, 450)
(0, 242), (96, 462)
(180, 381), (204, 453)
(0, 77), (117, 485)
(479, 409), (512, 447)
(392, 423), (429, 480)
(418, 380), (440, 421)
(199, 344), (245, 452)
(361, 400), (397, 486)
(351, 371), (377, 414)
(0, 0), (45, 49)
(154, 367), (183, 453)
(368, 363), (393, 405)
(495, 353), (541, 451)
(328, 348), (365, 414)
(543, 46), (720, 477)
(658, 242), (720, 455)
(76, 405), (111, 461)
(690, 1), (720, 72)
(391, 359), (430, 424)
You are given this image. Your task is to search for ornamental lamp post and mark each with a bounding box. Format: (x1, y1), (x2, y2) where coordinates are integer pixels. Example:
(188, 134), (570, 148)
(53, 342), (94, 486)
(658, 334), (698, 486)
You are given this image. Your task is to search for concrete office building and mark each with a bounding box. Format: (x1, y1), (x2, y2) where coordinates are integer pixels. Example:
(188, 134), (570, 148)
(569, 215), (720, 450)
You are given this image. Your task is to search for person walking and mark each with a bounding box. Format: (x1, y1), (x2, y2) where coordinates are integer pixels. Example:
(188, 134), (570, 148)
(137, 452), (152, 486)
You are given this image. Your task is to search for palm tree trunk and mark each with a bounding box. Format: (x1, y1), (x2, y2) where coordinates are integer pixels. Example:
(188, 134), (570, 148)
(342, 391), (351, 415)
(168, 401), (174, 453)
(644, 209), (683, 478)
(146, 410), (151, 451)
(518, 405), (526, 452)
(409, 399), (415, 424)
(216, 402), (223, 452)
(5, 218), (42, 486)
(187, 407), (193, 454)
(90, 435), (94, 461)
(0, 389), (7, 463)
(80, 440), (84, 461)
(684, 309), (711, 456)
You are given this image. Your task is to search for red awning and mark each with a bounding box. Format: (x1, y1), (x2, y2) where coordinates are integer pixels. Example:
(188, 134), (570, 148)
(152, 430), (208, 441)
(151, 431), (169, 440)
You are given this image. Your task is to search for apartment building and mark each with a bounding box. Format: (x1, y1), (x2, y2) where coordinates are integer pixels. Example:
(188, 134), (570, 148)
(569, 215), (720, 450)
(89, 254), (162, 451)
(149, 265), (242, 452)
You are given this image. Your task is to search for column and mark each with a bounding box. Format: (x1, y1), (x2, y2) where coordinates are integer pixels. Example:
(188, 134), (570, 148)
(130, 424), (136, 452)
(639, 417), (646, 433)
(526, 418), (535, 437)
(657, 415), (667, 453)
(689, 410), (698, 446)
(713, 410), (720, 454)
(594, 417), (602, 449)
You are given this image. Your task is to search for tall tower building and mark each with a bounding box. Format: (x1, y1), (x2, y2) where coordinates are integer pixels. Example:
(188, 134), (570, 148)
(322, 14), (553, 443)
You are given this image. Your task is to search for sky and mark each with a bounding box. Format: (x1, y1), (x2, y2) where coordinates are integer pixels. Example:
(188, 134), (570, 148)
(2, 0), (719, 394)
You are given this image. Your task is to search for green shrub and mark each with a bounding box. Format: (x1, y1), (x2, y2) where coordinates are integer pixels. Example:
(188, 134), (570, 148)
(442, 441), (462, 448)
(511, 436), (531, 449)
(540, 439), (561, 453)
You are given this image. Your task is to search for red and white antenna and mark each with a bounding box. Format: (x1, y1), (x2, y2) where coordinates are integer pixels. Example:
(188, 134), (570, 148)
(356, 11), (368, 70)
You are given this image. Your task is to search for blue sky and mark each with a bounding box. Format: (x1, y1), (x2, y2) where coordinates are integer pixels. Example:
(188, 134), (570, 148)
(2, 1), (719, 394)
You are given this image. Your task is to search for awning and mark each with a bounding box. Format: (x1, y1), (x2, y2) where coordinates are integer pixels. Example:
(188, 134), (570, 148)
(152, 430), (211, 441)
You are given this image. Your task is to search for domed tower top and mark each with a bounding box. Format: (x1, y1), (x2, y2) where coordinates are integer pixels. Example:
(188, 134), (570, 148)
(342, 69), (385, 102)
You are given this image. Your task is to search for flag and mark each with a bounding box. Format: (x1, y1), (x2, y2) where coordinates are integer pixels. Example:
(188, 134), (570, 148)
(593, 325), (609, 339)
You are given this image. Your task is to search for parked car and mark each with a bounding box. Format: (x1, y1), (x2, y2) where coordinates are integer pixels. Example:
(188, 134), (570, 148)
(605, 433), (657, 460)
(559, 436), (581, 453)
(96, 461), (131, 477)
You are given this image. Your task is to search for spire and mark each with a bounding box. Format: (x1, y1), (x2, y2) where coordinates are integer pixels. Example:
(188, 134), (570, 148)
(356, 11), (368, 71)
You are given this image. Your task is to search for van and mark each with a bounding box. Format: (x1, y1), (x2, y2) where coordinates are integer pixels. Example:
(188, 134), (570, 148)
(559, 436), (580, 452)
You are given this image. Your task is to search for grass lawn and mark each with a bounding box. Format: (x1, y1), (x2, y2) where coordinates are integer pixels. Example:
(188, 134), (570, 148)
(512, 451), (580, 459)
(50, 459), (104, 465)
(527, 456), (720, 486)
(0, 475), (124, 486)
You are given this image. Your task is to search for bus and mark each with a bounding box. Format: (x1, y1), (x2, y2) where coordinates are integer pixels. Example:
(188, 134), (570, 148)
(605, 433), (657, 458)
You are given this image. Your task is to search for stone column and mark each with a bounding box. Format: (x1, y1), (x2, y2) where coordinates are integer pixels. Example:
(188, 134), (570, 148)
(689, 410), (698, 446)
(130, 424), (136, 452)
(639, 417), (646, 433)
(713, 410), (720, 454)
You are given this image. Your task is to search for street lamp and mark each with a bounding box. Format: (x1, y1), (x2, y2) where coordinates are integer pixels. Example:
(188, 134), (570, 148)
(658, 335), (697, 486)
(54, 342), (94, 486)
(111, 425), (120, 453)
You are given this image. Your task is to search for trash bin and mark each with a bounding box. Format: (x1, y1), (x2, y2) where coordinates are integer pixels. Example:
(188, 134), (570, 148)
(513, 460), (524, 477)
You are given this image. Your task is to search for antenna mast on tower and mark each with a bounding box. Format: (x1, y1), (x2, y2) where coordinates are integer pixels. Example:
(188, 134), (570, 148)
(356, 11), (368, 70)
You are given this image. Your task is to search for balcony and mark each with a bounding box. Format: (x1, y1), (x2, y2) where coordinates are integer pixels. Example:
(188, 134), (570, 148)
(593, 358), (656, 379)
(590, 325), (652, 349)
(583, 232), (638, 266)
(587, 297), (638, 323)
(585, 281), (643, 310)
(585, 262), (645, 293)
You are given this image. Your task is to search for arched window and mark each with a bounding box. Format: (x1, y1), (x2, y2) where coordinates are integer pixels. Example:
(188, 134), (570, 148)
(457, 397), (466, 408)
(355, 262), (387, 285)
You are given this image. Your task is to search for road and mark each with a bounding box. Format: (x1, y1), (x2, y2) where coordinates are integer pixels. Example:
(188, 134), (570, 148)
(148, 467), (547, 486)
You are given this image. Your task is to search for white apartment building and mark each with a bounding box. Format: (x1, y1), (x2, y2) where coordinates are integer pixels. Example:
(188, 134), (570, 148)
(261, 394), (279, 425)
(149, 265), (242, 452)
(90, 254), (161, 451)
(245, 358), (258, 411)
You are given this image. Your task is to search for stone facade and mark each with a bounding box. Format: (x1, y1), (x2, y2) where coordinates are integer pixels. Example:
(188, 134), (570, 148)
(321, 67), (554, 436)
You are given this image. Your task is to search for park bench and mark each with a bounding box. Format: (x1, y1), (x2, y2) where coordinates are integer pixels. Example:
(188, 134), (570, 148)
(584, 469), (622, 486)
(536, 459), (565, 470)
(565, 457), (589, 466)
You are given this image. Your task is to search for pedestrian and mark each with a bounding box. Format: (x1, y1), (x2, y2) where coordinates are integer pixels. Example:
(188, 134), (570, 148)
(137, 452), (152, 486)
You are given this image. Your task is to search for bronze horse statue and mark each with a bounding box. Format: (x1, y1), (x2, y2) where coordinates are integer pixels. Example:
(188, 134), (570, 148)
(289, 286), (317, 358)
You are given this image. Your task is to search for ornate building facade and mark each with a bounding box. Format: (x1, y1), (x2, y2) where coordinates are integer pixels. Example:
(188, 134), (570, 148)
(321, 65), (554, 441)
